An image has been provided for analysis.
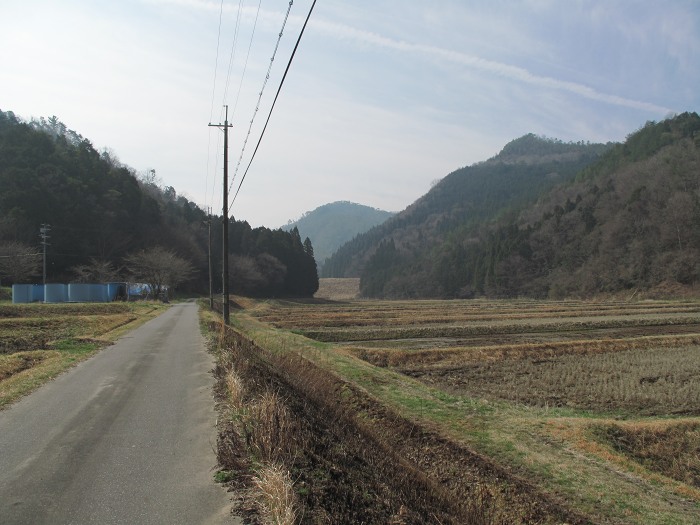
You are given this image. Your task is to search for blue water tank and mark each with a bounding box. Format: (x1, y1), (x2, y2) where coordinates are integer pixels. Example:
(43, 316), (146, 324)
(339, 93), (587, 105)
(12, 284), (31, 304)
(14, 284), (45, 303)
(32, 284), (44, 302)
(92, 284), (110, 302)
(44, 284), (68, 303)
(68, 283), (92, 302)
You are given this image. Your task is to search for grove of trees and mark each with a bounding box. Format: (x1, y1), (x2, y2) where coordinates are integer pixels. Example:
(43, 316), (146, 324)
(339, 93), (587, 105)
(0, 109), (318, 298)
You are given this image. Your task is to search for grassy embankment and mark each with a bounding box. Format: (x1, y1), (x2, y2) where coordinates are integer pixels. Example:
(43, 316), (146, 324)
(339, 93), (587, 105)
(0, 301), (166, 409)
(213, 293), (700, 524)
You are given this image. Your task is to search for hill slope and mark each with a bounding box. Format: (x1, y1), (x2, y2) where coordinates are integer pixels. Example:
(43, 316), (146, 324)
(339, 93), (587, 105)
(322, 134), (611, 296)
(283, 201), (394, 267)
(327, 113), (700, 299)
(471, 112), (700, 298)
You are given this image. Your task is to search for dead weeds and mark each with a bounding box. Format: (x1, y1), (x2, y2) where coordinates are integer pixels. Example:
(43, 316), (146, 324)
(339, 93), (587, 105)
(232, 297), (700, 523)
(594, 421), (700, 488)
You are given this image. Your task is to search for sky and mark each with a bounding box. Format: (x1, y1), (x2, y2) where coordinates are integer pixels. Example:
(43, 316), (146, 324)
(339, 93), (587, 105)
(2, 0), (699, 228)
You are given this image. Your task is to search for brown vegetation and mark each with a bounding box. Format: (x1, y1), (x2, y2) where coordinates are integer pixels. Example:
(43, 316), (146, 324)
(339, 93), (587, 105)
(594, 421), (700, 489)
(405, 344), (700, 415)
(0, 351), (54, 380)
(219, 297), (700, 523)
(313, 278), (360, 301)
(208, 311), (591, 524)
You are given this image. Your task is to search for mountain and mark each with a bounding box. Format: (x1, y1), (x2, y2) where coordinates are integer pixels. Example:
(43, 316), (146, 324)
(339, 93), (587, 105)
(322, 134), (612, 296)
(283, 201), (394, 267)
(470, 112), (700, 298)
(0, 110), (318, 297)
(326, 113), (700, 299)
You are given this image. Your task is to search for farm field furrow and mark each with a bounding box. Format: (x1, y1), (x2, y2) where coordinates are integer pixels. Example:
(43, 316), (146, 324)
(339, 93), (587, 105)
(230, 297), (700, 524)
(292, 314), (700, 343)
(258, 304), (700, 328)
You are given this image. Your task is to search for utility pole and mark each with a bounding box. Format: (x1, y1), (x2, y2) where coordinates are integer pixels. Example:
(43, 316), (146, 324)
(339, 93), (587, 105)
(39, 224), (51, 286)
(207, 207), (213, 310)
(209, 106), (233, 324)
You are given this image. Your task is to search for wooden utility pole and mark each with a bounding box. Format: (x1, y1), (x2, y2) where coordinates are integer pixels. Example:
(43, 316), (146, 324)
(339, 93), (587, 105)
(206, 208), (213, 310)
(209, 106), (233, 324)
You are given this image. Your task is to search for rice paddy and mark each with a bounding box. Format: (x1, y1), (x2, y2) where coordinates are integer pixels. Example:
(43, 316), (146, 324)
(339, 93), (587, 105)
(233, 296), (700, 523)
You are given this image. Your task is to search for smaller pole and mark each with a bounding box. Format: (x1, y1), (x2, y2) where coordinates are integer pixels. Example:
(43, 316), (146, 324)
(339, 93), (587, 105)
(208, 208), (213, 310)
(39, 224), (51, 286)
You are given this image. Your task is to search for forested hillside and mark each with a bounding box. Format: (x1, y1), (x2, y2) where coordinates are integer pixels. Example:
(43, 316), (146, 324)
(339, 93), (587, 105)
(327, 113), (700, 299)
(322, 133), (611, 296)
(0, 110), (318, 297)
(467, 112), (700, 298)
(283, 201), (394, 267)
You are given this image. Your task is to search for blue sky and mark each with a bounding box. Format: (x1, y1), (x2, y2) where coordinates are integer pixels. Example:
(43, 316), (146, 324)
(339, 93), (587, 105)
(2, 0), (698, 227)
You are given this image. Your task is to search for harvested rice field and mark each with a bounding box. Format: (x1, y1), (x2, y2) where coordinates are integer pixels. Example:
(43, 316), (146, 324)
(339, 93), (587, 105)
(220, 296), (700, 524)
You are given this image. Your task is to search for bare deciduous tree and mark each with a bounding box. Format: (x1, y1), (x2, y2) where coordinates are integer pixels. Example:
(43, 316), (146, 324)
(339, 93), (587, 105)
(71, 258), (121, 283)
(124, 247), (194, 299)
(0, 242), (41, 285)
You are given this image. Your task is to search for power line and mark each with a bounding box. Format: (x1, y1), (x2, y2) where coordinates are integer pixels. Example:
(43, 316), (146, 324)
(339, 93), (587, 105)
(231, 0), (318, 208)
(205, 0), (226, 212)
(230, 0), (263, 120)
(206, 0), (244, 213)
(221, 0), (245, 108)
(228, 0), (295, 197)
(208, 0), (225, 124)
(213, 0), (262, 213)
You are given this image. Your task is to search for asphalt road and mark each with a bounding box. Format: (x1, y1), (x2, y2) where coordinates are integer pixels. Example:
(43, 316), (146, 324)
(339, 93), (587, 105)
(0, 302), (239, 525)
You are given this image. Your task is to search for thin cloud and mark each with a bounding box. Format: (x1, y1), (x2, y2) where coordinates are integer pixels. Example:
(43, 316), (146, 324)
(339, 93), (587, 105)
(311, 19), (673, 116)
(144, 0), (675, 116)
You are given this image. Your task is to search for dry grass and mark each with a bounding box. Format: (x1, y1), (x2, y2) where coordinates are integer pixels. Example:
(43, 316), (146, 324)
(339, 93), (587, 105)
(0, 314), (138, 354)
(0, 302), (132, 318)
(313, 278), (360, 301)
(215, 297), (700, 524)
(225, 369), (246, 410)
(204, 313), (302, 523)
(0, 351), (54, 380)
(595, 421), (700, 488)
(417, 344), (700, 415)
(257, 298), (700, 329)
(252, 464), (299, 525)
(245, 391), (296, 464)
(295, 314), (700, 343)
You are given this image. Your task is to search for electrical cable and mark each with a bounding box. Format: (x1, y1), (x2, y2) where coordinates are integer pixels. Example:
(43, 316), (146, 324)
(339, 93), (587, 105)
(228, 0), (294, 197)
(231, 0), (263, 120)
(208, 0), (225, 124)
(205, 0), (225, 211)
(221, 0), (245, 108)
(231, 0), (317, 209)
(215, 0), (245, 211)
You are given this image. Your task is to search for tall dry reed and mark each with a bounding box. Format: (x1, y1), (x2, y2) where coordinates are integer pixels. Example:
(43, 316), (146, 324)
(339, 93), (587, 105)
(252, 464), (298, 525)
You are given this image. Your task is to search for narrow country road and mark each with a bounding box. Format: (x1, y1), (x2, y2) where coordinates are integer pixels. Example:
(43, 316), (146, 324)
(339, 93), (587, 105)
(0, 302), (239, 525)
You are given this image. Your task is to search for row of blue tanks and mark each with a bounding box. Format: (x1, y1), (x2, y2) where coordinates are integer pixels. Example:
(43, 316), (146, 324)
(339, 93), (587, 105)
(11, 283), (152, 303)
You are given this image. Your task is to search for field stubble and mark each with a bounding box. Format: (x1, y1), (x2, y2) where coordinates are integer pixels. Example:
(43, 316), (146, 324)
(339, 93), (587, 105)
(238, 297), (700, 524)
